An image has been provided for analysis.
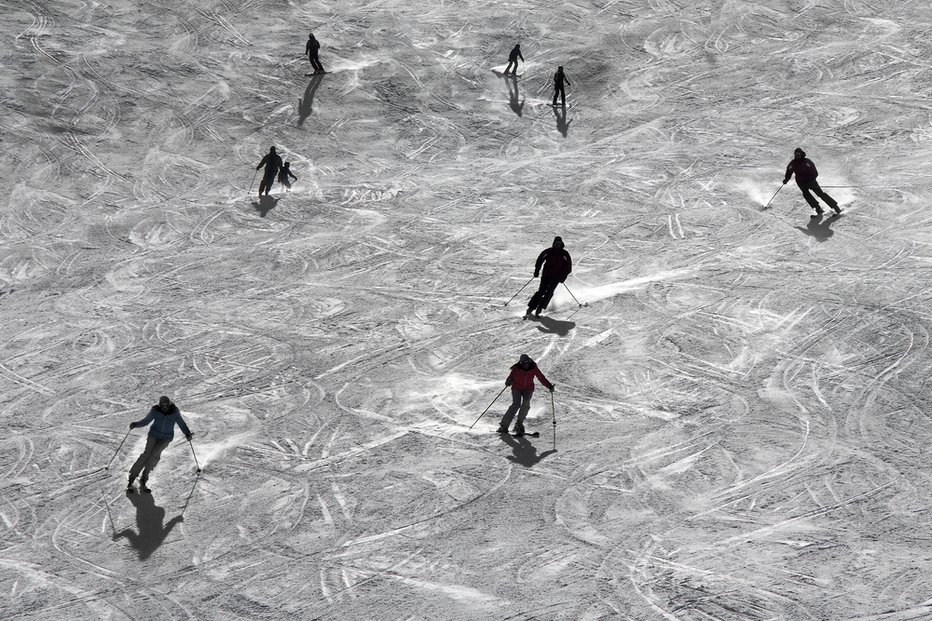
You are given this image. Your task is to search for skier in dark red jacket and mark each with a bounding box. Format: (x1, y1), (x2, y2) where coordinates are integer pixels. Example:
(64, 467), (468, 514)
(527, 236), (572, 318)
(783, 148), (841, 217)
(497, 354), (554, 437)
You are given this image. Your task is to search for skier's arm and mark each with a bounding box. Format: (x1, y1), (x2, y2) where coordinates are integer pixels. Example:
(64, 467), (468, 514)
(535, 368), (554, 391)
(783, 162), (793, 184)
(562, 252), (573, 281)
(519, 51), (524, 62)
(176, 412), (192, 439)
(505, 369), (515, 386)
(256, 155), (268, 171)
(130, 409), (156, 429)
(289, 170), (298, 180)
(534, 249), (548, 277)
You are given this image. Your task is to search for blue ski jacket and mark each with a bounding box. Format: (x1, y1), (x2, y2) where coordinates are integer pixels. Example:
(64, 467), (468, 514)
(132, 404), (191, 441)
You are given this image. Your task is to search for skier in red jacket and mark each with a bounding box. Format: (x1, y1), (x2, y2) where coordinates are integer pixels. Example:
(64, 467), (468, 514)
(497, 354), (554, 437)
(783, 148), (841, 217)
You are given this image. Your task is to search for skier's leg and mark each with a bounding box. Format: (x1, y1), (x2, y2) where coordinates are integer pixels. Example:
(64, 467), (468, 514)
(497, 389), (522, 431)
(538, 278), (560, 310)
(514, 391), (533, 433)
(527, 286), (544, 313)
(141, 439), (171, 481)
(800, 184), (822, 211)
(129, 436), (159, 481)
(505, 61), (515, 74)
(811, 181), (839, 211)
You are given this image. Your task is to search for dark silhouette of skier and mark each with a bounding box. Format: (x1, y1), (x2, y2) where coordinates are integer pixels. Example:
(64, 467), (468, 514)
(497, 354), (554, 437)
(278, 161), (297, 191)
(306, 33), (324, 74)
(127, 396), (193, 494)
(507, 74), (525, 117)
(256, 146), (283, 197)
(504, 44), (523, 75)
(552, 66), (570, 107)
(553, 104), (570, 137)
(298, 74), (324, 126)
(527, 236), (572, 318)
(113, 492), (183, 561)
(783, 148), (842, 217)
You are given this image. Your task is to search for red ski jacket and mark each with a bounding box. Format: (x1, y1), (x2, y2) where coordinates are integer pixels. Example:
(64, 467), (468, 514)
(506, 363), (553, 392)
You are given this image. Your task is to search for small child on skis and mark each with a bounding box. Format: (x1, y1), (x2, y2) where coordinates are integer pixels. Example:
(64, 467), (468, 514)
(127, 396), (193, 493)
(497, 354), (554, 437)
(278, 161), (297, 191)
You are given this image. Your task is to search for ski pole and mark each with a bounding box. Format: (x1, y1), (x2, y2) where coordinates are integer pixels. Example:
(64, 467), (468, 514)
(504, 277), (535, 307)
(550, 390), (557, 452)
(763, 184), (784, 210)
(468, 385), (508, 430)
(248, 168), (259, 192)
(105, 428), (132, 470)
(562, 282), (583, 307)
(188, 438), (202, 473)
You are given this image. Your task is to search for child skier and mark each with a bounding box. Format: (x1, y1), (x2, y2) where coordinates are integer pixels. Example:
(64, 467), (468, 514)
(278, 161), (297, 190)
(497, 354), (554, 437)
(127, 396), (193, 493)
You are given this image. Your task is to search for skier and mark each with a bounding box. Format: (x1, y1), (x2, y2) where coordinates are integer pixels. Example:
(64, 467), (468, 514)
(527, 236), (572, 318)
(256, 146), (283, 197)
(504, 44), (524, 75)
(278, 161), (297, 190)
(306, 33), (325, 74)
(552, 65), (570, 107)
(127, 396), (193, 493)
(497, 354), (554, 437)
(783, 148), (842, 217)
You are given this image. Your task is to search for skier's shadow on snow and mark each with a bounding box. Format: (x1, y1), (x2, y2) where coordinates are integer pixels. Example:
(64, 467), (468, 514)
(113, 492), (183, 560)
(506, 74), (524, 117)
(552, 105), (570, 137)
(794, 213), (839, 242)
(500, 434), (556, 467)
(533, 315), (576, 336)
(253, 194), (280, 218)
(298, 74), (324, 127)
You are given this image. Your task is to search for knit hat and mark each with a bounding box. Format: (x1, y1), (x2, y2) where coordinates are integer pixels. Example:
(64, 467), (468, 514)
(553, 236), (564, 248)
(794, 147), (805, 157)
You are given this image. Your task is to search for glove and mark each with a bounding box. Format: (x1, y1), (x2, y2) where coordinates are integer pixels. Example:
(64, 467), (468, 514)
(782, 179), (789, 184)
(505, 378), (513, 386)
(185, 432), (194, 441)
(533, 272), (539, 278)
(128, 422), (136, 429)
(549, 385), (555, 393)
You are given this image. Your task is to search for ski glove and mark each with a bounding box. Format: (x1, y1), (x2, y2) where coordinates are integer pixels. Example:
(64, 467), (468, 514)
(129, 422), (137, 429)
(549, 385), (555, 393)
(185, 433), (194, 441)
(533, 272), (539, 278)
(505, 378), (513, 386)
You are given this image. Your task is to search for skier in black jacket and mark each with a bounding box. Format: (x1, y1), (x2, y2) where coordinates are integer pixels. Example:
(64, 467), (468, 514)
(552, 66), (570, 107)
(527, 236), (572, 318)
(783, 148), (841, 217)
(504, 44), (524, 75)
(256, 146), (283, 197)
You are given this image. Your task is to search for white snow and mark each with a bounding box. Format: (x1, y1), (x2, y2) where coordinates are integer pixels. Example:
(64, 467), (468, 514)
(2, 0), (931, 619)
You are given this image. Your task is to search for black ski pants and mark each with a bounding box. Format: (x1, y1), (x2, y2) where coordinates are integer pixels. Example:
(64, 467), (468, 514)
(130, 436), (171, 480)
(309, 53), (324, 72)
(258, 171), (277, 196)
(552, 85), (566, 107)
(528, 276), (561, 312)
(798, 180), (838, 212)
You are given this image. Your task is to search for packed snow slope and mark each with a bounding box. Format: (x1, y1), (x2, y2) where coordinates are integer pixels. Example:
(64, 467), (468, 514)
(2, 0), (931, 619)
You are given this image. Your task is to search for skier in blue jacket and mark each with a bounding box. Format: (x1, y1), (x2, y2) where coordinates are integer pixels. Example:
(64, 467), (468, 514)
(127, 396), (193, 493)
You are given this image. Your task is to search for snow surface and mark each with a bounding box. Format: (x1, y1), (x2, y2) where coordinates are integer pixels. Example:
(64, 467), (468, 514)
(2, 0), (932, 619)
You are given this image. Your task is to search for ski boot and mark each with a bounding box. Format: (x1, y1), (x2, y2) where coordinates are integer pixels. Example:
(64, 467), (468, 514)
(127, 475), (136, 493)
(139, 475), (151, 494)
(513, 425), (525, 437)
(496, 426), (509, 434)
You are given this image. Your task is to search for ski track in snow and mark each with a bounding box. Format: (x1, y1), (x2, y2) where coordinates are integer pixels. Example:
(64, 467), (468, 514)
(2, 1), (932, 619)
